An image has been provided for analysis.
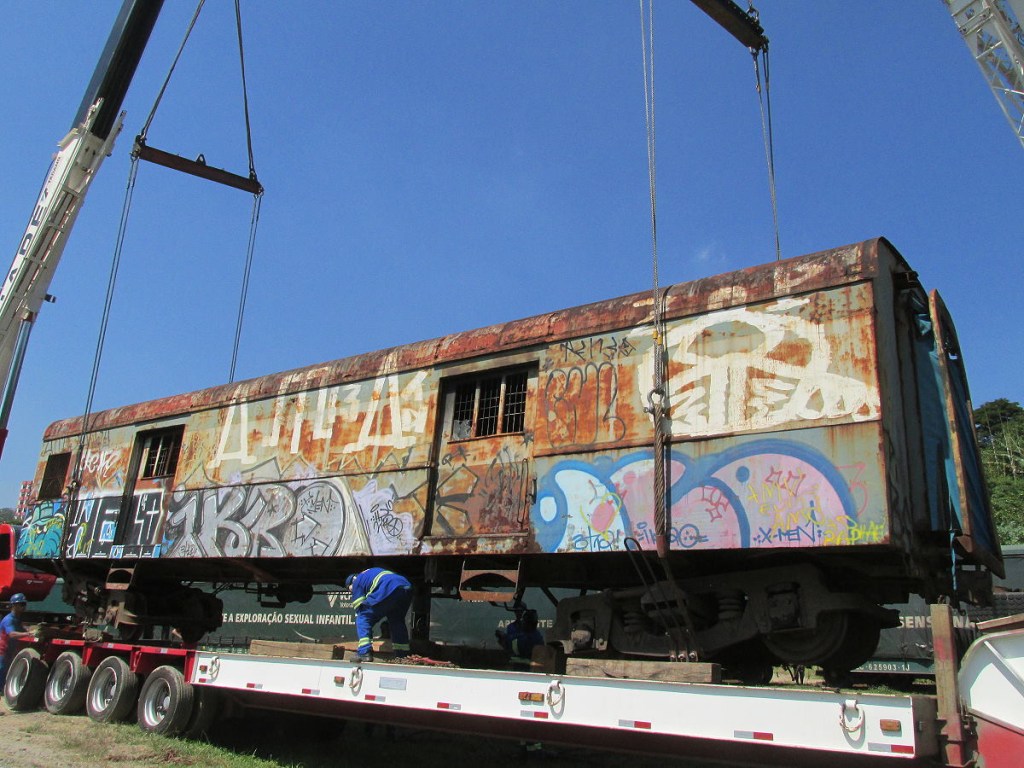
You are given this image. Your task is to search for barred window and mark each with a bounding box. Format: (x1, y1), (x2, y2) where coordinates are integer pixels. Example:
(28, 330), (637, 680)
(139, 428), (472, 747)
(451, 370), (529, 439)
(141, 427), (183, 479)
(38, 452), (71, 501)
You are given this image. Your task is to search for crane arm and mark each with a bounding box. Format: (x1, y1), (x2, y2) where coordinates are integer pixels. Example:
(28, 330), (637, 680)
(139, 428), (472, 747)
(944, 0), (1024, 149)
(0, 0), (163, 458)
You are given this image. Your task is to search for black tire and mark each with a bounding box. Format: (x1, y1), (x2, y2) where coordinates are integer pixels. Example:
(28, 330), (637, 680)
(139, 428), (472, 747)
(183, 686), (221, 740)
(86, 656), (139, 723)
(136, 665), (194, 736)
(4, 648), (48, 711)
(44, 651), (93, 715)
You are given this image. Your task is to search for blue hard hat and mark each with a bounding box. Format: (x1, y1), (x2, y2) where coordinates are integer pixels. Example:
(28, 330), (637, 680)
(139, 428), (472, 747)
(345, 574), (356, 590)
(9, 593), (26, 605)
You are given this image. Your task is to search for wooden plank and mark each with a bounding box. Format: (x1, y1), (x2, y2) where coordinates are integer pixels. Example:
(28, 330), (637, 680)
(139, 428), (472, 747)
(566, 657), (720, 684)
(247, 639), (345, 660)
(976, 612), (1024, 633)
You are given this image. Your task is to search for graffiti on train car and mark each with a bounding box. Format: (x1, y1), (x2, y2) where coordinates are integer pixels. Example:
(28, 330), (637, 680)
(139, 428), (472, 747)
(162, 470), (423, 559)
(542, 334), (640, 449)
(17, 465), (427, 562)
(78, 445), (128, 493)
(182, 370), (437, 488)
(641, 288), (881, 438)
(15, 499), (65, 558)
(532, 288), (881, 455)
(533, 427), (888, 553)
(433, 442), (531, 536)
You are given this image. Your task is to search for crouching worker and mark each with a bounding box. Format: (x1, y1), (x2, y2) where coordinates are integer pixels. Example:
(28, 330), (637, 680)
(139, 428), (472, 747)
(498, 608), (544, 671)
(346, 568), (413, 661)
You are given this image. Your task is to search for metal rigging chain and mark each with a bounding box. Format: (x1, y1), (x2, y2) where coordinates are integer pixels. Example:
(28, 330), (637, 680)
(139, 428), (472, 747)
(138, 0), (206, 145)
(71, 1), (207, 489)
(229, 191), (262, 383)
(750, 3), (781, 262)
(639, 1), (670, 555)
(70, 155), (143, 497)
(234, 0), (259, 181)
(228, 0), (263, 382)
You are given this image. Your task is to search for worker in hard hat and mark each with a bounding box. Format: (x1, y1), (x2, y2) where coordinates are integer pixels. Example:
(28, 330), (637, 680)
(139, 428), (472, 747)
(0, 594), (34, 688)
(345, 568), (413, 661)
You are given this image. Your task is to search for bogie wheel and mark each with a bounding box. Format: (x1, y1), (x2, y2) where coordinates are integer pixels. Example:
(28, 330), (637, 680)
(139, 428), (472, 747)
(764, 612), (882, 671)
(4, 648), (48, 711)
(137, 665), (194, 736)
(86, 656), (140, 723)
(44, 651), (93, 715)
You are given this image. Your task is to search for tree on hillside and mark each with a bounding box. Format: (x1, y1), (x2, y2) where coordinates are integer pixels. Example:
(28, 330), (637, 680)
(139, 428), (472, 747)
(975, 399), (1024, 544)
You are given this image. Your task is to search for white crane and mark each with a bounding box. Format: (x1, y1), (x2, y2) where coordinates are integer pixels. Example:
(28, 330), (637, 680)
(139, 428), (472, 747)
(944, 0), (1024, 149)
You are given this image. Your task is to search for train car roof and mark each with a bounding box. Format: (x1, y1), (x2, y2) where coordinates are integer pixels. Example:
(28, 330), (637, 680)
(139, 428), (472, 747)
(45, 237), (906, 441)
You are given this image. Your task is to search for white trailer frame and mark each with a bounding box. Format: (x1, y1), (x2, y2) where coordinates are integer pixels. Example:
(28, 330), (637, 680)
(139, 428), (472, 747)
(188, 650), (938, 767)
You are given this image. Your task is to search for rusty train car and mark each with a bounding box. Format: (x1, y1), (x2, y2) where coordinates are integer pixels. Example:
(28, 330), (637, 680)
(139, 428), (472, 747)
(14, 237), (1002, 671)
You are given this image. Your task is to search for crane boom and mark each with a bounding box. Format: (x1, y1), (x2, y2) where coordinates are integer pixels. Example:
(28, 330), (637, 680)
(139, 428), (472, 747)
(0, 0), (163, 458)
(944, 0), (1024, 149)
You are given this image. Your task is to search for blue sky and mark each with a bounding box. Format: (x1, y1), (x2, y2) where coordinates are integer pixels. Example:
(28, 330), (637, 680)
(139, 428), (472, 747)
(1, 1), (1021, 506)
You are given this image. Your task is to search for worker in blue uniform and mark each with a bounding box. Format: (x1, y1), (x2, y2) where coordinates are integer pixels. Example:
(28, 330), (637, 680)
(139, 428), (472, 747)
(345, 568), (413, 660)
(0, 593), (34, 687)
(499, 608), (544, 671)
(498, 607), (548, 758)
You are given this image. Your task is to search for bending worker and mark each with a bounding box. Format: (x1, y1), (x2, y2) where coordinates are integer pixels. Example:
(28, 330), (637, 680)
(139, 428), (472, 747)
(346, 568), (413, 661)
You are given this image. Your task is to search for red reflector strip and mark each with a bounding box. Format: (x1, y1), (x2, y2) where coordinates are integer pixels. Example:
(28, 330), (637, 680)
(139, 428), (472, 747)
(618, 720), (652, 730)
(245, 682), (264, 690)
(869, 743), (915, 755)
(301, 688), (320, 696)
(734, 730), (774, 742)
(520, 710), (549, 719)
(365, 694), (386, 702)
(436, 702), (462, 710)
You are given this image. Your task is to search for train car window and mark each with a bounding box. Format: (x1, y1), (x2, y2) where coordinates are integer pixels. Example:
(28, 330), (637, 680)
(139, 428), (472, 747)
(140, 427), (184, 479)
(451, 370), (529, 439)
(38, 452), (71, 501)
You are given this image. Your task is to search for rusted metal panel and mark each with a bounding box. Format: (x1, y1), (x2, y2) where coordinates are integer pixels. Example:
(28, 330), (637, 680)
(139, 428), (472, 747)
(929, 289), (1004, 578)
(25, 238), (917, 568)
(533, 282), (881, 455)
(535, 327), (650, 453)
(531, 422), (890, 555)
(431, 436), (532, 537)
(662, 282), (881, 439)
(43, 238), (894, 442)
(176, 368), (439, 488)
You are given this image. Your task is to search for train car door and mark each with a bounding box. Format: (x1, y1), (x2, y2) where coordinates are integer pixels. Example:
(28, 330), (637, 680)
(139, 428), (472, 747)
(928, 290), (1004, 578)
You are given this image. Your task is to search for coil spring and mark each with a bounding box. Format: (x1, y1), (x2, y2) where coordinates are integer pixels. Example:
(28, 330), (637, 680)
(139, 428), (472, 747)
(717, 590), (745, 621)
(621, 610), (648, 633)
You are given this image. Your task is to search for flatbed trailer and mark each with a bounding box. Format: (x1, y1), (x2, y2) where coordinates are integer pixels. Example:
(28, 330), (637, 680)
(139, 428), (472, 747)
(3, 605), (1021, 768)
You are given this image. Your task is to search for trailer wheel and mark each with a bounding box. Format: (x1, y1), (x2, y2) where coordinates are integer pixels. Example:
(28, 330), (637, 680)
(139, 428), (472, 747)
(4, 648), (48, 711)
(44, 651), (93, 715)
(183, 686), (221, 740)
(86, 656), (139, 723)
(137, 665), (194, 736)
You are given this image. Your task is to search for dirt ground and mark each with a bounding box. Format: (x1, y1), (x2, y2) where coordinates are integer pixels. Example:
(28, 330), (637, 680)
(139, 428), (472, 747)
(0, 707), (171, 768)
(0, 704), (712, 768)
